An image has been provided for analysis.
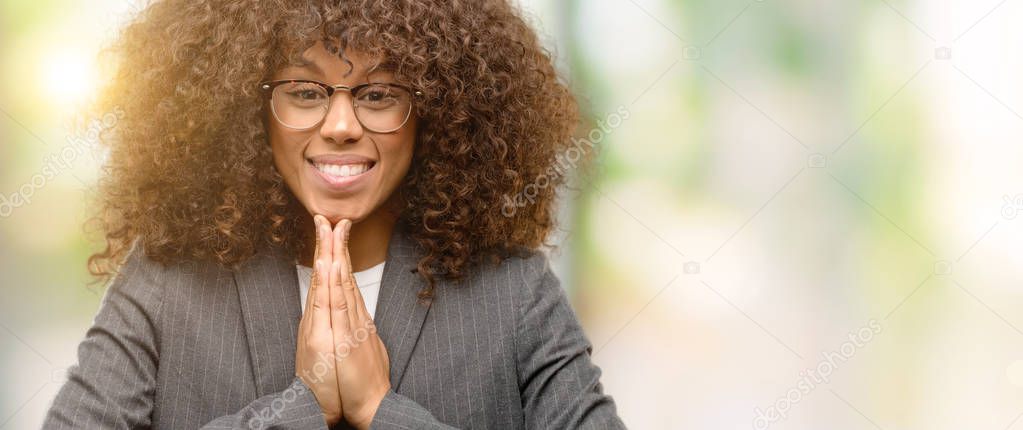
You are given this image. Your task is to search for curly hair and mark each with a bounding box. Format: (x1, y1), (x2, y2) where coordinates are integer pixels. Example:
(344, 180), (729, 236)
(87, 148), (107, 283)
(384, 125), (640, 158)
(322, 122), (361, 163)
(85, 0), (588, 300)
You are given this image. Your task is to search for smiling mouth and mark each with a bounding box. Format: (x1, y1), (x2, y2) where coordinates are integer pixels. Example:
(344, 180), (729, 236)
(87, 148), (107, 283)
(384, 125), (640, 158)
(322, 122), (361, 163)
(308, 160), (377, 179)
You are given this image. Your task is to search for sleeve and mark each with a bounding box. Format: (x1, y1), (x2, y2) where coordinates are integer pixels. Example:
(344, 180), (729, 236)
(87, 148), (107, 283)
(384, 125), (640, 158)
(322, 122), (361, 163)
(515, 253), (628, 429)
(368, 390), (458, 430)
(199, 377), (328, 430)
(43, 240), (165, 429)
(42, 241), (330, 430)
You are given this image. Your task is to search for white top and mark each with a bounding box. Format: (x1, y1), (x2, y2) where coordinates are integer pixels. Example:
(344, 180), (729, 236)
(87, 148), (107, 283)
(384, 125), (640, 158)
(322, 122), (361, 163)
(296, 261), (385, 319)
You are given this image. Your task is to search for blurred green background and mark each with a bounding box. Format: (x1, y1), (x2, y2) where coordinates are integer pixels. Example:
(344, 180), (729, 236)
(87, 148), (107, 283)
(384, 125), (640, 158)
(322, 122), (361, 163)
(3, 0), (1023, 428)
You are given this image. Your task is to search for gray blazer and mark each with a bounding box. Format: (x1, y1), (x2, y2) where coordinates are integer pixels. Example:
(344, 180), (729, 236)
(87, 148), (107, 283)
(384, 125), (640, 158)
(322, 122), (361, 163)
(43, 224), (627, 429)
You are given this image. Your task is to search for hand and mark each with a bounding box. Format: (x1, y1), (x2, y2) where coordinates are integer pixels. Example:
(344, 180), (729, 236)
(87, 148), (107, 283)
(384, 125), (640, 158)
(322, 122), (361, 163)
(295, 214), (343, 426)
(328, 219), (392, 430)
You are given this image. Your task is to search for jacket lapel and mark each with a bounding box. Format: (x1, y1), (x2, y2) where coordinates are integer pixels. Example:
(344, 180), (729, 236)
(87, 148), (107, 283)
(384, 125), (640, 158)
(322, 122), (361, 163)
(234, 223), (433, 396)
(373, 223), (433, 390)
(234, 243), (303, 396)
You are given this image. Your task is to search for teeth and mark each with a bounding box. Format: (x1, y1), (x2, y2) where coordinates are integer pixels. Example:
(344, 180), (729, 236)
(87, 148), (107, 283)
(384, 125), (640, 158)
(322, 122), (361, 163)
(314, 162), (370, 178)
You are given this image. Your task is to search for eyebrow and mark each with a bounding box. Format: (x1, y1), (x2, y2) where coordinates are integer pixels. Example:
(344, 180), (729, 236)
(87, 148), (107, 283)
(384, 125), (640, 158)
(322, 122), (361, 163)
(292, 57), (325, 76)
(286, 56), (396, 81)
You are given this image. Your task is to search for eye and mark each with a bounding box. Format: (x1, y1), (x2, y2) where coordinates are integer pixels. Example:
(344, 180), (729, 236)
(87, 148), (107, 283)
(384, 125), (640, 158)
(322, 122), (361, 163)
(360, 88), (394, 102)
(276, 82), (328, 107)
(356, 84), (405, 109)
(288, 89), (325, 101)
(365, 91), (387, 101)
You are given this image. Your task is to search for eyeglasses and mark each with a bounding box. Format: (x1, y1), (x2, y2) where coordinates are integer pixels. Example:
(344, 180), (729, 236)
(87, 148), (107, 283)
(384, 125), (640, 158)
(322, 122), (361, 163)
(259, 79), (422, 133)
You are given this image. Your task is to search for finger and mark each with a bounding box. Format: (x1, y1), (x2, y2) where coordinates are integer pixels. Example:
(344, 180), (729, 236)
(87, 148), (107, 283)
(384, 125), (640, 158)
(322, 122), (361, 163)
(312, 215), (321, 264)
(306, 260), (322, 334)
(312, 218), (333, 331)
(300, 217), (321, 327)
(328, 222), (349, 332)
(316, 214), (333, 266)
(329, 260), (352, 344)
(301, 216), (323, 337)
(338, 219), (362, 327)
(331, 217), (344, 274)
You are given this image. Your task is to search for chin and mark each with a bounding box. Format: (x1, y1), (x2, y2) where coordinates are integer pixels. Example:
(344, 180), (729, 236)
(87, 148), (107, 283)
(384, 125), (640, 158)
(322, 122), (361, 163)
(304, 197), (371, 226)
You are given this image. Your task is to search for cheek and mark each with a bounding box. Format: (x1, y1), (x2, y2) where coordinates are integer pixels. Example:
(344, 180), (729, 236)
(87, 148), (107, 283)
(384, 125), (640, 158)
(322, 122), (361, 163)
(268, 131), (315, 205)
(269, 129), (304, 174)
(379, 134), (416, 180)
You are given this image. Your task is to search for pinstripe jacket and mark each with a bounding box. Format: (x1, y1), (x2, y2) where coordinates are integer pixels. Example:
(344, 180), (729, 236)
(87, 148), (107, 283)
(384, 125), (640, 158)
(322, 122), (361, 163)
(43, 223), (627, 429)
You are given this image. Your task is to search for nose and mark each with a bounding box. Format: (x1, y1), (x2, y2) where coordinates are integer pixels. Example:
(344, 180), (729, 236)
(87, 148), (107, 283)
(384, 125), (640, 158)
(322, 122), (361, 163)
(319, 93), (364, 144)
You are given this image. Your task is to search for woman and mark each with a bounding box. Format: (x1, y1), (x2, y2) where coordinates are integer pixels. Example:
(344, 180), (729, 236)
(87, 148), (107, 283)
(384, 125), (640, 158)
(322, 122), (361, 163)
(45, 0), (625, 428)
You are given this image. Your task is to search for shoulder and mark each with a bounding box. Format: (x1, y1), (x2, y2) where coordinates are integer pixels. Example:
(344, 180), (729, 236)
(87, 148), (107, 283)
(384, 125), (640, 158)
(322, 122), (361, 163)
(499, 249), (570, 317)
(101, 237), (232, 319)
(450, 248), (569, 326)
(102, 238), (168, 306)
(458, 248), (557, 296)
(473, 249), (591, 369)
(508, 249), (562, 308)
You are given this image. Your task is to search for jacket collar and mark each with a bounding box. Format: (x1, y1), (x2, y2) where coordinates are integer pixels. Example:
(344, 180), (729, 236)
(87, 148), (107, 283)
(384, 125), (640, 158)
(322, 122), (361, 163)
(234, 222), (433, 396)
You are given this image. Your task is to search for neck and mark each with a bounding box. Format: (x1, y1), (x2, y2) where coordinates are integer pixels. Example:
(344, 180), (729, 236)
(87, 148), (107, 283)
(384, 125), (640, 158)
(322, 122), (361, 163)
(297, 204), (400, 272)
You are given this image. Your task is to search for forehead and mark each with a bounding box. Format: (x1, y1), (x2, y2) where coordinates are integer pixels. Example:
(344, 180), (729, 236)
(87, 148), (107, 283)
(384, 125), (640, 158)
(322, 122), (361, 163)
(282, 40), (391, 79)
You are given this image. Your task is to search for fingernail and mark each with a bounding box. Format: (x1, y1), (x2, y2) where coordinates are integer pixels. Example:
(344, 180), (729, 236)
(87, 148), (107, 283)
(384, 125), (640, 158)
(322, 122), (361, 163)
(314, 215), (321, 228)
